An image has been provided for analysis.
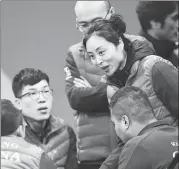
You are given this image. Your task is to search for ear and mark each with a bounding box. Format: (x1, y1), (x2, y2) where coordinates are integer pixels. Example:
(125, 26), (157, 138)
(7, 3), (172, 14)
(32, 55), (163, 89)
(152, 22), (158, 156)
(15, 98), (22, 111)
(121, 115), (130, 130)
(109, 6), (115, 15)
(117, 38), (124, 51)
(75, 18), (79, 30)
(150, 20), (161, 30)
(106, 6), (115, 20)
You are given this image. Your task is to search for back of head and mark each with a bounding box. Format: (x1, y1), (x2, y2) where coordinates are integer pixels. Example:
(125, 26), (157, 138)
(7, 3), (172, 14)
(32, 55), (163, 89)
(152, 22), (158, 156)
(83, 13), (126, 48)
(110, 86), (155, 123)
(1, 99), (22, 136)
(12, 68), (49, 98)
(136, 1), (178, 32)
(75, 1), (111, 17)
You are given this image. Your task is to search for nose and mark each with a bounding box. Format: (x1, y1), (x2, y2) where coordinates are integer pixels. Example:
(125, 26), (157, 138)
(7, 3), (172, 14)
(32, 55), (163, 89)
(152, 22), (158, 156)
(38, 92), (46, 102)
(96, 56), (103, 66)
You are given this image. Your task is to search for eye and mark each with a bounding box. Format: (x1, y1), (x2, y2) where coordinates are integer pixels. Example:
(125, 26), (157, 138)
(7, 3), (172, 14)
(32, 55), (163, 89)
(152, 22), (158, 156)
(88, 54), (95, 60)
(93, 18), (103, 23)
(80, 23), (88, 28)
(44, 90), (50, 93)
(111, 120), (115, 127)
(30, 92), (37, 96)
(99, 50), (105, 56)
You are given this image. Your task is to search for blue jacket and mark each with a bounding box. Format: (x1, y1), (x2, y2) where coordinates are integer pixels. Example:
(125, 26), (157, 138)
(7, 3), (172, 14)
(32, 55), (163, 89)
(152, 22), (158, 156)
(1, 135), (57, 169)
(117, 121), (178, 169)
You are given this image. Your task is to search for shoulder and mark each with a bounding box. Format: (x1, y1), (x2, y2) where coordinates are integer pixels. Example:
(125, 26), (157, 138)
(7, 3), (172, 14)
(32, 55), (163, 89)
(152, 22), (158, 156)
(68, 42), (85, 55)
(121, 136), (145, 158)
(124, 34), (156, 58)
(124, 33), (153, 49)
(124, 34), (147, 42)
(119, 136), (147, 166)
(138, 55), (175, 76)
(66, 42), (85, 64)
(49, 115), (75, 137)
(2, 135), (44, 157)
(49, 115), (66, 128)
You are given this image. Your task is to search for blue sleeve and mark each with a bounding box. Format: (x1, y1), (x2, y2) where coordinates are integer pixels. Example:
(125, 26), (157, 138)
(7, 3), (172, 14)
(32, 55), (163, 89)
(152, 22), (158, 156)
(152, 62), (178, 118)
(118, 144), (152, 169)
(99, 142), (125, 169)
(40, 153), (57, 169)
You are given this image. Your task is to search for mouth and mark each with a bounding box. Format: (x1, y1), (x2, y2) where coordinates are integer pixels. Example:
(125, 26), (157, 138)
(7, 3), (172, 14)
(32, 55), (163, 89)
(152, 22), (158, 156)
(101, 65), (109, 72)
(38, 107), (48, 113)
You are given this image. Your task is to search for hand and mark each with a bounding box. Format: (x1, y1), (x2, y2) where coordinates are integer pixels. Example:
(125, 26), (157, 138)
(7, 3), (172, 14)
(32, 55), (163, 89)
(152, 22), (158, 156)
(73, 76), (92, 88)
(107, 85), (119, 103)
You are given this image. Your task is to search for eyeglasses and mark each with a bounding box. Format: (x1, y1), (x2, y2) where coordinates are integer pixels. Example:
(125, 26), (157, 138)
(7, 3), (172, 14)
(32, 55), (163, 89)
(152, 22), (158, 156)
(19, 89), (53, 100)
(77, 9), (110, 32)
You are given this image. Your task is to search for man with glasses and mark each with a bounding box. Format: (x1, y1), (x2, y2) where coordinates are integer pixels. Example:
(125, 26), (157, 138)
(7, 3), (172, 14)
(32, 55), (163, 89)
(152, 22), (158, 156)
(1, 99), (57, 169)
(12, 68), (78, 169)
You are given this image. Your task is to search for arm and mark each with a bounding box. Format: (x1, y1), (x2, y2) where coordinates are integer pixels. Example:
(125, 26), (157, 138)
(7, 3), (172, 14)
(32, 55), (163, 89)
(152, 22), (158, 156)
(65, 126), (78, 169)
(118, 144), (152, 169)
(40, 153), (57, 169)
(65, 50), (109, 112)
(152, 62), (178, 118)
(99, 141), (125, 169)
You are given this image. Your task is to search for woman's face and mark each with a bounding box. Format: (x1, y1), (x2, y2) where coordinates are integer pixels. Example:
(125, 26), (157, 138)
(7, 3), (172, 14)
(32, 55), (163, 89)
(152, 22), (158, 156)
(86, 35), (126, 76)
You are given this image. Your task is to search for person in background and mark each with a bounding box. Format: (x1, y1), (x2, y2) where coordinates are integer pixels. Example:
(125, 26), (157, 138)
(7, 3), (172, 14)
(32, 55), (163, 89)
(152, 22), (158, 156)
(136, 1), (179, 68)
(1, 99), (57, 169)
(12, 68), (78, 169)
(109, 86), (178, 169)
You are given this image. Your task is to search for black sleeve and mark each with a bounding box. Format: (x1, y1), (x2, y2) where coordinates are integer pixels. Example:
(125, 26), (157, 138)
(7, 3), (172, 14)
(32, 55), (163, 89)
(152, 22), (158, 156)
(65, 50), (109, 113)
(39, 153), (57, 169)
(118, 144), (152, 169)
(152, 62), (178, 118)
(99, 142), (125, 169)
(65, 126), (78, 169)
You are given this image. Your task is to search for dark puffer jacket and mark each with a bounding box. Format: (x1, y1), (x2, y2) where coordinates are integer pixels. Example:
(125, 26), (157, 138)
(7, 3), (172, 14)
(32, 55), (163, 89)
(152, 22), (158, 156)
(17, 115), (78, 169)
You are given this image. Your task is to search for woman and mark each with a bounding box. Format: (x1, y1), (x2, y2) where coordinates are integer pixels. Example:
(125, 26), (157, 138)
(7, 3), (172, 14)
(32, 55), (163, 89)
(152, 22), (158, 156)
(83, 14), (178, 127)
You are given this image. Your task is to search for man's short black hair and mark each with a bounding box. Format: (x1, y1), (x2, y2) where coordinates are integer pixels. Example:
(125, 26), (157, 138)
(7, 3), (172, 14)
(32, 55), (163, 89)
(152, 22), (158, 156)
(136, 1), (178, 32)
(1, 99), (22, 136)
(12, 68), (49, 98)
(110, 86), (155, 123)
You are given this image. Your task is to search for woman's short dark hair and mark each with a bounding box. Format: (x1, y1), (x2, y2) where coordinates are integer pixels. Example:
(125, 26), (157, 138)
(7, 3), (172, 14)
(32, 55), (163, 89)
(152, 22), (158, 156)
(83, 14), (126, 49)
